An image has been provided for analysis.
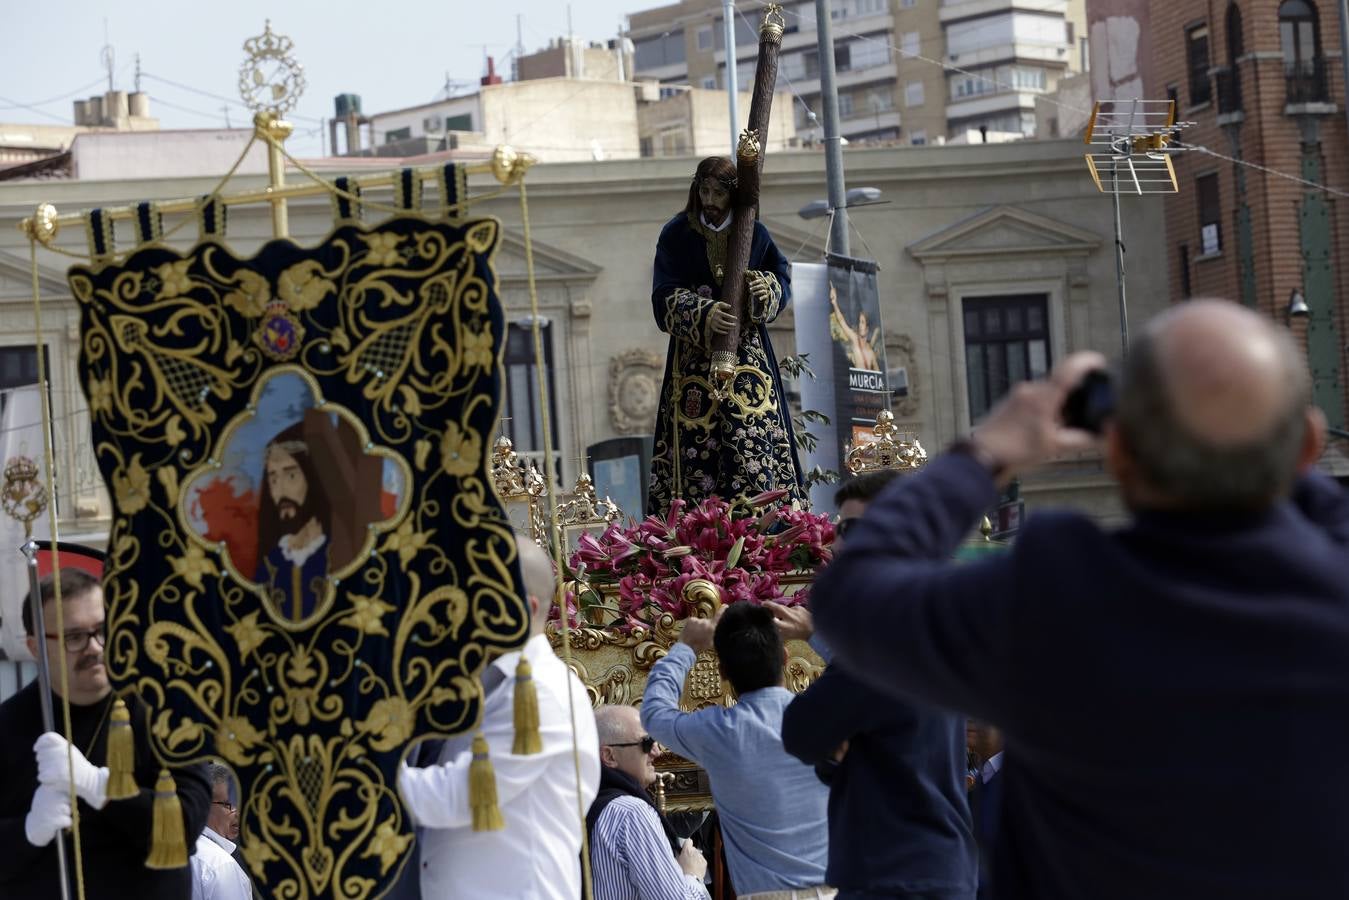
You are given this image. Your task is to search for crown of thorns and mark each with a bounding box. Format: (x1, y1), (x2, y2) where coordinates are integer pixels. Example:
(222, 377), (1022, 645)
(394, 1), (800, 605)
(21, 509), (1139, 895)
(694, 172), (738, 190)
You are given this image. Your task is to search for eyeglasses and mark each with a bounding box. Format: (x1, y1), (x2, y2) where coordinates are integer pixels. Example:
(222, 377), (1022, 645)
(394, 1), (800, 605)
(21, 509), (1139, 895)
(608, 735), (657, 754)
(44, 625), (106, 653)
(212, 800), (236, 812)
(834, 517), (860, 539)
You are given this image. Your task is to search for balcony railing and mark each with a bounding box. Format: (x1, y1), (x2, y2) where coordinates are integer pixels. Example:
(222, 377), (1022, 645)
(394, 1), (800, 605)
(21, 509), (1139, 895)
(1285, 57), (1329, 105)
(1215, 67), (1242, 115)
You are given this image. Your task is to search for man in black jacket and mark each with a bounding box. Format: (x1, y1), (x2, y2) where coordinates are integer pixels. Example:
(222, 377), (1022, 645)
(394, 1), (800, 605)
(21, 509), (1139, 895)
(813, 300), (1349, 899)
(781, 471), (977, 900)
(0, 568), (211, 900)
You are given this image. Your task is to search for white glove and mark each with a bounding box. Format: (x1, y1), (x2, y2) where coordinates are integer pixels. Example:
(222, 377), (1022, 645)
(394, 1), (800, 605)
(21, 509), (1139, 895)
(24, 783), (72, 846)
(34, 732), (109, 810)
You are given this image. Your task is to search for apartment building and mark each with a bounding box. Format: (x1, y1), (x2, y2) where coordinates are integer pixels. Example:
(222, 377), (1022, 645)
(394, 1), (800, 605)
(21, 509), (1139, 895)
(627, 0), (1088, 144)
(1142, 0), (1348, 428)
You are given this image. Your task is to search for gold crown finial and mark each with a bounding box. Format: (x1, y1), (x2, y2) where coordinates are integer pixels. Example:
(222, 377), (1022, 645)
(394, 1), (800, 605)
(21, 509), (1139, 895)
(761, 4), (787, 43)
(239, 21), (305, 116)
(845, 408), (928, 475)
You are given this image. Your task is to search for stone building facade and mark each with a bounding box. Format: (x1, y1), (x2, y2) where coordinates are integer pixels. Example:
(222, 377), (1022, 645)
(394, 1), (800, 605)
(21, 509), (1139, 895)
(0, 137), (1169, 571)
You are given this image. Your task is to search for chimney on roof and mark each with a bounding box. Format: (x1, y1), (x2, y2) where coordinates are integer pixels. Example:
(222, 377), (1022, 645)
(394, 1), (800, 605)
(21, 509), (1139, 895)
(482, 56), (503, 86)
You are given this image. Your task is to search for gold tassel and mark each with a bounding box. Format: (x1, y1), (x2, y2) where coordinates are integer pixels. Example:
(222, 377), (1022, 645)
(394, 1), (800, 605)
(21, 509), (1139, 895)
(105, 698), (138, 800)
(145, 768), (188, 869)
(511, 657), (542, 756)
(468, 733), (505, 832)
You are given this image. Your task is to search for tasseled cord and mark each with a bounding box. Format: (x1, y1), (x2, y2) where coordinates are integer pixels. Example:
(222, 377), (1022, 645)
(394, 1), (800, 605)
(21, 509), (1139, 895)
(512, 657), (542, 756)
(145, 768), (189, 869)
(104, 698), (138, 800)
(468, 732), (505, 832)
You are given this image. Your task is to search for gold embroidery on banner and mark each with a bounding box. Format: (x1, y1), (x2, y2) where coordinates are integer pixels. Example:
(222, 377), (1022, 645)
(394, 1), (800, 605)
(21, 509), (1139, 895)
(71, 216), (523, 899)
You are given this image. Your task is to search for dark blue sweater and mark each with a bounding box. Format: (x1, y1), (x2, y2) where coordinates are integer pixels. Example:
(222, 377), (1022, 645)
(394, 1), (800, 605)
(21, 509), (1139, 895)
(813, 452), (1349, 900)
(783, 664), (977, 898)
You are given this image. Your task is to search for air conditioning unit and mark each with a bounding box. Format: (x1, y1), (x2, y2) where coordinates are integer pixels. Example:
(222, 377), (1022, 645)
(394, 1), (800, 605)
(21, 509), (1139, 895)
(423, 115), (443, 133)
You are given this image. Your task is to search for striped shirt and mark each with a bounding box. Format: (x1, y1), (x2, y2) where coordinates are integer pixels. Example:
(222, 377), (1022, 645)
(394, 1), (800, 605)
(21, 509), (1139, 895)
(590, 796), (709, 900)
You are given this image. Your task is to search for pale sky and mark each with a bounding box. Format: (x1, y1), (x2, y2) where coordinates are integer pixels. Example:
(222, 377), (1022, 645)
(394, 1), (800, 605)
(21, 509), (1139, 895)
(3, 0), (650, 156)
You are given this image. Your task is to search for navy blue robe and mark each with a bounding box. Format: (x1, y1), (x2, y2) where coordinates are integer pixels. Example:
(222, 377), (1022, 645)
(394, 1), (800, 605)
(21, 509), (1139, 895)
(255, 538), (329, 621)
(647, 212), (804, 515)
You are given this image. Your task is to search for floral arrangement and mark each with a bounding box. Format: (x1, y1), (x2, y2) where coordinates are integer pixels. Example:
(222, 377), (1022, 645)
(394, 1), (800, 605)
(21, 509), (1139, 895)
(563, 489), (834, 631)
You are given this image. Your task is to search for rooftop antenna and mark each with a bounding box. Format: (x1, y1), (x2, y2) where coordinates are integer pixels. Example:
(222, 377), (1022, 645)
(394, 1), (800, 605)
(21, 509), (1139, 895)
(134, 52), (142, 92)
(101, 19), (115, 92)
(1084, 98), (1193, 354)
(515, 13), (525, 81)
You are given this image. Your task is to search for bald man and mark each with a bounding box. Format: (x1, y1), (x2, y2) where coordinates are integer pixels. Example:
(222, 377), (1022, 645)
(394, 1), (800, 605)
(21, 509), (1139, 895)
(812, 300), (1349, 900)
(398, 536), (600, 899)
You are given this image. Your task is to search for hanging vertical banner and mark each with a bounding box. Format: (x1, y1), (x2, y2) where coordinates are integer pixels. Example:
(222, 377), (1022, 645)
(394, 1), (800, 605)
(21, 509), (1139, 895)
(791, 257), (888, 513)
(68, 214), (527, 898)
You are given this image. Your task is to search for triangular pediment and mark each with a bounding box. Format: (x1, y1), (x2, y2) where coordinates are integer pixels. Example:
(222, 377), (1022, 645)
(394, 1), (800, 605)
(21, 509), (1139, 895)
(908, 205), (1102, 262)
(494, 232), (601, 284)
(0, 249), (75, 301)
(760, 217), (829, 263)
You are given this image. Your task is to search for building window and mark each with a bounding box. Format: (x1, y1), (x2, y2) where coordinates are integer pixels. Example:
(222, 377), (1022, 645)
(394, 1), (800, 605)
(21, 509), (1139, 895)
(901, 0), (916, 8)
(697, 25), (713, 51)
(501, 321), (561, 473)
(849, 37), (890, 70)
(0, 346), (43, 420)
(963, 295), (1051, 422)
(1186, 24), (1212, 106)
(634, 30), (687, 70)
(867, 87), (894, 112)
(905, 80), (925, 107)
(1197, 173), (1222, 255)
(384, 127), (411, 144)
(835, 43), (853, 72)
(1218, 3), (1244, 112)
(702, 75), (717, 89)
(839, 92), (855, 118)
(910, 129), (927, 145)
(1280, 0), (1326, 102)
(901, 31), (920, 58)
(1179, 244), (1192, 297)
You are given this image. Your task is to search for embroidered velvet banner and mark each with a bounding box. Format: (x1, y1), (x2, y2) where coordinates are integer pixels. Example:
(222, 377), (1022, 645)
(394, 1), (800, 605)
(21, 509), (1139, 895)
(69, 215), (525, 898)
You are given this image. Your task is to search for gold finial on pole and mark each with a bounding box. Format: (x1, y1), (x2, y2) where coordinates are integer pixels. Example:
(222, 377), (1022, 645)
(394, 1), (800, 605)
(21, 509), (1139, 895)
(239, 21), (305, 239)
(18, 203), (60, 247)
(3, 455), (48, 541)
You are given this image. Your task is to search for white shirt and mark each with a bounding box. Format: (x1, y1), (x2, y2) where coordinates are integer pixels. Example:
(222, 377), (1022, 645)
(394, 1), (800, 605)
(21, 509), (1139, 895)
(190, 827), (253, 900)
(399, 633), (601, 899)
(700, 212), (731, 233)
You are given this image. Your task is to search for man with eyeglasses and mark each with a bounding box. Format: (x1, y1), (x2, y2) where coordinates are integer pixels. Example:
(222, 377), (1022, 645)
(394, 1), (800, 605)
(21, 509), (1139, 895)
(0, 567), (212, 900)
(191, 763), (253, 900)
(588, 704), (709, 899)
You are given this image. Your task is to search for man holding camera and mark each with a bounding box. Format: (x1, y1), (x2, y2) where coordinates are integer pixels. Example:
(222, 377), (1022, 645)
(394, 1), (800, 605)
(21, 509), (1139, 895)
(813, 300), (1349, 899)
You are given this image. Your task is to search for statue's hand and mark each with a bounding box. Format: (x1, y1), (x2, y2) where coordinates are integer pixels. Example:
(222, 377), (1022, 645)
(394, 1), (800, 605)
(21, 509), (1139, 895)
(709, 301), (739, 336)
(748, 271), (774, 306)
(746, 271), (780, 323)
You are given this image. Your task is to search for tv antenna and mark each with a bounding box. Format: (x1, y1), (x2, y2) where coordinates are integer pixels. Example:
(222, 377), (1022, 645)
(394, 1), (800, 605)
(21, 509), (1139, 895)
(1084, 99), (1193, 353)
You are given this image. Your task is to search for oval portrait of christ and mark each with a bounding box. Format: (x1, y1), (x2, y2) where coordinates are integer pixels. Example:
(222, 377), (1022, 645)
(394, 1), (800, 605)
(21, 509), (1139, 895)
(179, 368), (410, 626)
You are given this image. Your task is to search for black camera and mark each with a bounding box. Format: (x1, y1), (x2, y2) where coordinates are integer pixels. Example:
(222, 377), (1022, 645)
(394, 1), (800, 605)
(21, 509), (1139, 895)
(1060, 369), (1115, 434)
